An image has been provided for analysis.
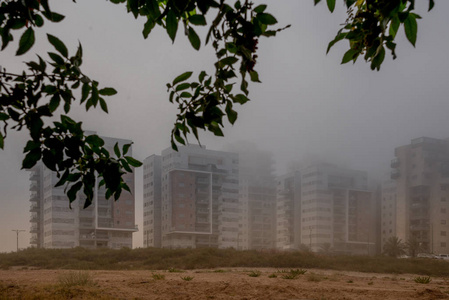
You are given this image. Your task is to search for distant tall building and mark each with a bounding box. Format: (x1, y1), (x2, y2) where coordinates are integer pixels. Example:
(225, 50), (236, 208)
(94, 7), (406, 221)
(384, 137), (449, 254)
(29, 135), (137, 249)
(143, 155), (162, 247)
(225, 143), (277, 250)
(276, 163), (375, 255)
(275, 172), (301, 250)
(143, 145), (239, 249)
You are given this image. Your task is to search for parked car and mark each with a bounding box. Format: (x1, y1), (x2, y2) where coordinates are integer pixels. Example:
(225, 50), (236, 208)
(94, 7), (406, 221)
(417, 253), (436, 259)
(434, 254), (449, 260)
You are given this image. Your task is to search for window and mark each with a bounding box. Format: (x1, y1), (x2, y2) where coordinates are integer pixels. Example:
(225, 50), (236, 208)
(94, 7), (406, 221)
(441, 242), (447, 248)
(441, 231), (446, 236)
(441, 220), (446, 225)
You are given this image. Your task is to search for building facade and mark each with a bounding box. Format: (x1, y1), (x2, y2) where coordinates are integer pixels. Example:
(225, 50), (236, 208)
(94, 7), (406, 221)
(144, 145), (240, 249)
(29, 135), (137, 249)
(385, 137), (449, 254)
(276, 163), (375, 255)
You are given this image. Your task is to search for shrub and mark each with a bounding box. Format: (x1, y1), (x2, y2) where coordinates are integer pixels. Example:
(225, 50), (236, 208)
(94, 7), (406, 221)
(168, 267), (183, 273)
(152, 273), (165, 280)
(414, 276), (431, 284)
(268, 273), (277, 278)
(57, 271), (94, 287)
(181, 276), (194, 281)
(248, 270), (261, 277)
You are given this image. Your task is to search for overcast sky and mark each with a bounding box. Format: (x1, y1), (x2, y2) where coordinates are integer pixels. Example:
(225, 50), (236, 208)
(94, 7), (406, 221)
(1, 1), (448, 252)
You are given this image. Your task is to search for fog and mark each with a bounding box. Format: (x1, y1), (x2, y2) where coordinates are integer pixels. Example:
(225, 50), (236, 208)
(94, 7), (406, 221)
(1, 1), (448, 252)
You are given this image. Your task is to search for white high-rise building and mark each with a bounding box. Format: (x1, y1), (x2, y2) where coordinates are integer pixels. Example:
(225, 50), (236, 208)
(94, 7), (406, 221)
(29, 135), (137, 249)
(143, 145), (239, 249)
(276, 163), (375, 255)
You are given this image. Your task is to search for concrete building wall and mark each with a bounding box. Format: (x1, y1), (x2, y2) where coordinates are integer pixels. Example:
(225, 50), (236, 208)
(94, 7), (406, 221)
(387, 137), (449, 254)
(29, 134), (137, 249)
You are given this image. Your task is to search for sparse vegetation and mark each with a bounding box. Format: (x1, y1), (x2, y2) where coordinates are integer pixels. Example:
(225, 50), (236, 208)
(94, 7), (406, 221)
(248, 270), (262, 277)
(168, 267), (184, 273)
(1, 247), (449, 277)
(414, 276), (432, 284)
(57, 271), (95, 287)
(181, 276), (194, 281)
(268, 273), (277, 278)
(152, 273), (165, 280)
(347, 280), (353, 283)
(281, 269), (307, 279)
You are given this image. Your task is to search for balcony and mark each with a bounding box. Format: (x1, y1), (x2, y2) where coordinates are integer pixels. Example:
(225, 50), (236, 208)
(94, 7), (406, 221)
(30, 194), (39, 202)
(29, 204), (39, 212)
(29, 183), (39, 191)
(30, 226), (38, 233)
(391, 158), (400, 168)
(391, 169), (400, 180)
(30, 215), (38, 223)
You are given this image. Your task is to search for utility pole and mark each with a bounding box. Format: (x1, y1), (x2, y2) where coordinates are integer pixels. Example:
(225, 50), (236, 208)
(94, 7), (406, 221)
(309, 226), (312, 250)
(11, 230), (26, 252)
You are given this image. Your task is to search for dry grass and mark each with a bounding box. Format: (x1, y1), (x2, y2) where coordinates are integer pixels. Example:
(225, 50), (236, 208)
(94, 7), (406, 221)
(1, 247), (449, 277)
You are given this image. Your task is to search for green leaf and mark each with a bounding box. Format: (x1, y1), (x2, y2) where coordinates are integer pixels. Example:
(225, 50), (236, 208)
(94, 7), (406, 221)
(0, 133), (3, 149)
(172, 71), (193, 85)
(254, 5), (267, 13)
(0, 112), (9, 121)
(188, 27), (201, 50)
(47, 34), (68, 58)
(86, 134), (105, 147)
(371, 46), (385, 71)
(233, 94), (249, 104)
(341, 49), (358, 64)
(225, 102), (238, 124)
(16, 28), (35, 55)
(67, 182), (82, 203)
(49, 94), (61, 112)
(81, 83), (91, 103)
(99, 87), (117, 96)
(166, 10), (178, 42)
(389, 17), (400, 38)
(122, 143), (132, 155)
(219, 56), (238, 66)
(48, 52), (65, 65)
(189, 14), (207, 26)
(43, 12), (65, 22)
(125, 156), (143, 167)
(176, 83), (191, 91)
(99, 97), (108, 113)
(429, 0), (435, 11)
(257, 13), (277, 25)
(249, 71), (261, 83)
(114, 142), (121, 157)
(326, 0), (336, 12)
(404, 13), (417, 47)
(22, 149), (42, 169)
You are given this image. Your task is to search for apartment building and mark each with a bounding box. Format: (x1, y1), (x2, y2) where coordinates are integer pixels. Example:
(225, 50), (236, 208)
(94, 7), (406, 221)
(144, 145), (239, 249)
(236, 149), (276, 250)
(275, 172), (301, 250)
(29, 135), (137, 249)
(385, 137), (449, 254)
(276, 163), (375, 255)
(143, 155), (162, 247)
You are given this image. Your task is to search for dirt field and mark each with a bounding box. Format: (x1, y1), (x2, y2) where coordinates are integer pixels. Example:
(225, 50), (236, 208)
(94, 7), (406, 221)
(1, 268), (449, 299)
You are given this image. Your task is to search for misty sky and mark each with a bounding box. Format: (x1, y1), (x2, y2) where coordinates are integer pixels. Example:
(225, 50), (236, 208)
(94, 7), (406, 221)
(1, 1), (448, 252)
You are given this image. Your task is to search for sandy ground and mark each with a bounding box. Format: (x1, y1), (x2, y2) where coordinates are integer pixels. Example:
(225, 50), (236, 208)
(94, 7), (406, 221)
(1, 268), (449, 299)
